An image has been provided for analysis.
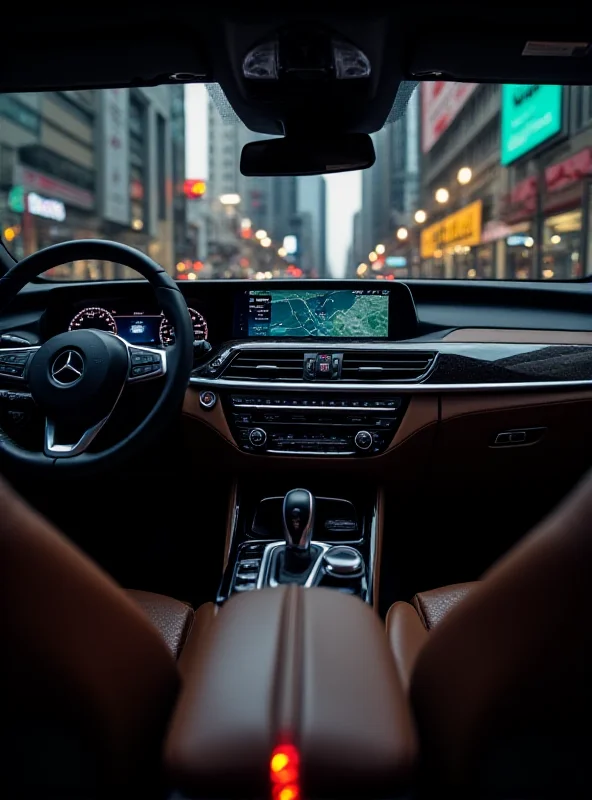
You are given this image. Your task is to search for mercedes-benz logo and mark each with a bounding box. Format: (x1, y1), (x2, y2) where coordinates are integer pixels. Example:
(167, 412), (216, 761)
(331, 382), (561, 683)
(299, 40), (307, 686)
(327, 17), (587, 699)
(51, 350), (84, 386)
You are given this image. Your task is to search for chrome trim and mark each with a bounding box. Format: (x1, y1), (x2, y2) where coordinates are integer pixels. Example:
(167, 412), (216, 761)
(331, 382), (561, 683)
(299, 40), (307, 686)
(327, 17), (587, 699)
(267, 449), (357, 456)
(282, 488), (315, 550)
(236, 403), (399, 412)
(256, 541), (332, 590)
(45, 415), (110, 457)
(0, 346), (39, 381)
(191, 376), (592, 393)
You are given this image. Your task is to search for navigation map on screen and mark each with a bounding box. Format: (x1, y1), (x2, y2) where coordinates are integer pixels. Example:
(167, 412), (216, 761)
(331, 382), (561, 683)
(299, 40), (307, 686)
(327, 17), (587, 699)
(247, 289), (390, 337)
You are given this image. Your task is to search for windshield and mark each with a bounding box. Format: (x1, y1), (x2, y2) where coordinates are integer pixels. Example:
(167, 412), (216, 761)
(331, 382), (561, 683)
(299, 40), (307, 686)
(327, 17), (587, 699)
(0, 82), (589, 281)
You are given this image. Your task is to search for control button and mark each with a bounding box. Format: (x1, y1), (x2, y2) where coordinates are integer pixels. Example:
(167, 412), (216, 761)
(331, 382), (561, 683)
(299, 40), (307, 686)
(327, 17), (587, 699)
(237, 559), (261, 570)
(375, 418), (396, 429)
(233, 413), (252, 424)
(249, 427), (267, 447)
(234, 583), (256, 592)
(236, 571), (259, 582)
(323, 546), (364, 577)
(354, 430), (373, 451)
(199, 390), (217, 409)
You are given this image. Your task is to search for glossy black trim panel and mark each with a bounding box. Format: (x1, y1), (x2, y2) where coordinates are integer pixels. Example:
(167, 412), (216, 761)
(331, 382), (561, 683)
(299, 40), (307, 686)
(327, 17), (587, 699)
(190, 341), (592, 392)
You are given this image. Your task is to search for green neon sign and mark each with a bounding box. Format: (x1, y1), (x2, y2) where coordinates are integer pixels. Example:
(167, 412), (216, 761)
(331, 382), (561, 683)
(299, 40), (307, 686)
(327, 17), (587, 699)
(501, 84), (563, 165)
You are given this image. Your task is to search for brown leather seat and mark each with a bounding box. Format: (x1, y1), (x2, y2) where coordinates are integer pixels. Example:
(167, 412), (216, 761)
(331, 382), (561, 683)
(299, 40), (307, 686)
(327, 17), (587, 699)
(128, 589), (193, 659)
(387, 470), (592, 797)
(386, 582), (477, 689)
(0, 476), (197, 795)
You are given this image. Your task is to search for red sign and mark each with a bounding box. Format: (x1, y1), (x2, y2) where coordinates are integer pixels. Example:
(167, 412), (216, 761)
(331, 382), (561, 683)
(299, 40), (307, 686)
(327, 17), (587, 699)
(184, 179), (206, 199)
(16, 165), (94, 210)
(421, 82), (478, 153)
(545, 148), (592, 193)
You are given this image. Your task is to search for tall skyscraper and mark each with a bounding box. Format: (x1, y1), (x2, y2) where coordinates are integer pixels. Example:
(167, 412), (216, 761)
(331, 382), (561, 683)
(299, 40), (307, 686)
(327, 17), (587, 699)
(297, 176), (327, 276)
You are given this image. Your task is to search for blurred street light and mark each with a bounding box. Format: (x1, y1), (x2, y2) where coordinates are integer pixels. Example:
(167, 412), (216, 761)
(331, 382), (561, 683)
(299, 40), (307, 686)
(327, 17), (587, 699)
(241, 218), (252, 230)
(368, 251), (378, 263)
(396, 227), (409, 241)
(525, 236), (535, 248)
(255, 229), (268, 240)
(551, 234), (561, 245)
(414, 209), (427, 224)
(261, 237), (272, 248)
(278, 247), (287, 257)
(435, 188), (450, 204)
(187, 272), (197, 281)
(219, 193), (241, 205)
(457, 167), (473, 185)
(375, 244), (386, 255)
(356, 263), (368, 276)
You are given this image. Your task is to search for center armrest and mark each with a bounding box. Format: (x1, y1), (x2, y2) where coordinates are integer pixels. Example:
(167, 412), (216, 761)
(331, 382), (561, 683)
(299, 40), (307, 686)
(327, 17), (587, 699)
(165, 586), (417, 799)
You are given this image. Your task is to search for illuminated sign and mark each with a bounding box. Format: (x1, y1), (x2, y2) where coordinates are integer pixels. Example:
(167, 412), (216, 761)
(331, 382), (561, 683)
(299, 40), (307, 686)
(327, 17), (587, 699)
(386, 256), (407, 267)
(420, 200), (482, 259)
(283, 235), (298, 254)
(422, 82), (478, 153)
(27, 192), (66, 222)
(184, 179), (207, 198)
(501, 84), (563, 165)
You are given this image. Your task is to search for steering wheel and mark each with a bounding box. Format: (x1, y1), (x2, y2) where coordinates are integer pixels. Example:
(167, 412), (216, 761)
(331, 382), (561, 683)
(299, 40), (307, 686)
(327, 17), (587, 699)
(0, 240), (193, 473)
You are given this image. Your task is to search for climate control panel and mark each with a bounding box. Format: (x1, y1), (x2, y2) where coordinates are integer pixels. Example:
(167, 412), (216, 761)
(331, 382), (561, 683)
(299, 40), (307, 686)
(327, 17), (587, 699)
(223, 393), (407, 456)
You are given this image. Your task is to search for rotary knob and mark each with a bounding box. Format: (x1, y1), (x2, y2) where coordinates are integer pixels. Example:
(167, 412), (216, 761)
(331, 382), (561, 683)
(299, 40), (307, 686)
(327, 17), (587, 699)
(323, 546), (364, 577)
(248, 427), (267, 447)
(354, 430), (372, 451)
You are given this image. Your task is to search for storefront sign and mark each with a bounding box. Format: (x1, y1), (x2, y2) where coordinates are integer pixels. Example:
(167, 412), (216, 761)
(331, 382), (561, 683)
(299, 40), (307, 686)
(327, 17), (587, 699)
(14, 165), (94, 210)
(100, 89), (130, 225)
(27, 192), (66, 222)
(421, 82), (478, 153)
(481, 220), (513, 243)
(545, 147), (592, 192)
(420, 200), (483, 259)
(501, 84), (563, 165)
(386, 256), (407, 267)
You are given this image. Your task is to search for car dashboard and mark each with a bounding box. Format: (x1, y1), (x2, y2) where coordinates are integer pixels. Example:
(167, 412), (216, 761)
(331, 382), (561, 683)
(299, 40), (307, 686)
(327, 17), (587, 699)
(2, 276), (592, 471)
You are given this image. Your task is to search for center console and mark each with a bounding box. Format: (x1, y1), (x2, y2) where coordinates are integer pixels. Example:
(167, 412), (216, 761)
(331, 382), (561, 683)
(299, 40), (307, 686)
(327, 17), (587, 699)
(224, 391), (407, 456)
(218, 482), (379, 605)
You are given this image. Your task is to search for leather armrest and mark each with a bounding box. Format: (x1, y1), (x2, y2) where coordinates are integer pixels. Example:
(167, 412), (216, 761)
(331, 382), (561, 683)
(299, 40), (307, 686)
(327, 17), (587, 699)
(165, 586), (417, 799)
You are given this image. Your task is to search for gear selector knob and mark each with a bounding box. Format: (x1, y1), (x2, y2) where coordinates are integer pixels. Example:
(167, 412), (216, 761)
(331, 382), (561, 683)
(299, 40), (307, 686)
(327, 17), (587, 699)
(282, 488), (315, 551)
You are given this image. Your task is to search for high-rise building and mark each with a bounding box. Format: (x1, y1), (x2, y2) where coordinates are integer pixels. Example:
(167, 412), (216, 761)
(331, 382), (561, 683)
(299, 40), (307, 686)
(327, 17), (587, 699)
(0, 87), (180, 278)
(389, 87), (420, 223)
(419, 82), (503, 279)
(297, 176), (327, 277)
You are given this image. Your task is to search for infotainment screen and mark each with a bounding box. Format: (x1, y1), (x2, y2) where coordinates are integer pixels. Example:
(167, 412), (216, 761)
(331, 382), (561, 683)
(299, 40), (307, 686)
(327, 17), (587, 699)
(242, 289), (390, 338)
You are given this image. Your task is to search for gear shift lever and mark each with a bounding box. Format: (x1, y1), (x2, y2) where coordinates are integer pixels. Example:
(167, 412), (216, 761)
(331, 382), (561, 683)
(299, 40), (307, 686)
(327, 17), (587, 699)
(282, 488), (315, 553)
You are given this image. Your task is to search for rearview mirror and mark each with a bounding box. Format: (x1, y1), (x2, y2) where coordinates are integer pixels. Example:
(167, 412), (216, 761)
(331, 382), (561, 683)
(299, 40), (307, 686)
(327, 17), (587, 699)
(240, 133), (375, 176)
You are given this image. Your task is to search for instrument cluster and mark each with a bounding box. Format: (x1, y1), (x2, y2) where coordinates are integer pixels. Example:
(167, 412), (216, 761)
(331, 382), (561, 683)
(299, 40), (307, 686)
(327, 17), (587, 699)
(68, 306), (208, 347)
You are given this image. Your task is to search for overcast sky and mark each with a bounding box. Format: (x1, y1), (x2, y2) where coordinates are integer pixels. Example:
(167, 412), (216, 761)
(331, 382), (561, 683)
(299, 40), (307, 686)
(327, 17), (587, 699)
(185, 84), (360, 278)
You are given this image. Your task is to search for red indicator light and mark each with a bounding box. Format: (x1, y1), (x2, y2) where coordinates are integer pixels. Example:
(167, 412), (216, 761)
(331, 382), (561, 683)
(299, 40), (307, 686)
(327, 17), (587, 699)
(270, 744), (300, 800)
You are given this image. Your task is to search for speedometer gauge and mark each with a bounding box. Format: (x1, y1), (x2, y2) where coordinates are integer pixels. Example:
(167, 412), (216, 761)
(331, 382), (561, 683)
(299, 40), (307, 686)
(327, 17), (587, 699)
(69, 307), (117, 334)
(160, 308), (208, 346)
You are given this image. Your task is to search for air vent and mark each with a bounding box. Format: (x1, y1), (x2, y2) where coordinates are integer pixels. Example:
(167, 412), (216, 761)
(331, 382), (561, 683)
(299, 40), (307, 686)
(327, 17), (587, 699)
(341, 350), (436, 382)
(223, 349), (306, 381)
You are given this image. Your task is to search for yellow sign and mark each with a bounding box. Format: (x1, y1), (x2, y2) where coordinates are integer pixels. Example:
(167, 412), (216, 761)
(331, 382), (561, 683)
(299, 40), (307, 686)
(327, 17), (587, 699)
(420, 200), (483, 259)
